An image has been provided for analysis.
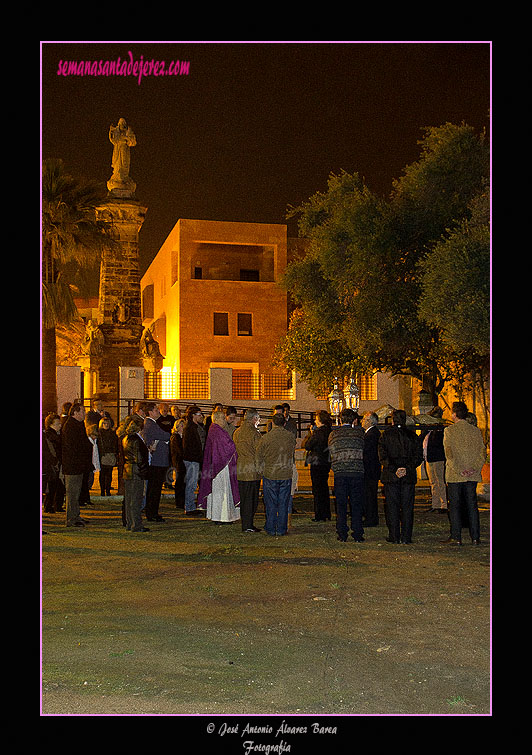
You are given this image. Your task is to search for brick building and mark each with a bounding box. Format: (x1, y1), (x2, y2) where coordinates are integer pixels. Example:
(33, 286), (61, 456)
(139, 218), (404, 413)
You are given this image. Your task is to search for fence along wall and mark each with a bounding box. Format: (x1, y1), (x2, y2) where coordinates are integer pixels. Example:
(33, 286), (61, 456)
(144, 368), (295, 402)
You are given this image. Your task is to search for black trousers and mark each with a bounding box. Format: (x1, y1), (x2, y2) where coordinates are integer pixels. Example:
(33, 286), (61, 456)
(80, 471), (91, 504)
(174, 464), (186, 508)
(145, 466), (167, 519)
(334, 475), (364, 540)
(363, 477), (379, 525)
(447, 481), (480, 541)
(43, 475), (63, 512)
(383, 481), (415, 543)
(99, 465), (113, 495)
(238, 479), (260, 530)
(310, 465), (331, 520)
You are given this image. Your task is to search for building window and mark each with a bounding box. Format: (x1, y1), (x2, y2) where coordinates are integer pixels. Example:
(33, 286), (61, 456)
(142, 284), (154, 319)
(191, 243), (275, 282)
(213, 312), (229, 336)
(358, 373), (378, 401)
(240, 268), (260, 281)
(237, 313), (252, 336)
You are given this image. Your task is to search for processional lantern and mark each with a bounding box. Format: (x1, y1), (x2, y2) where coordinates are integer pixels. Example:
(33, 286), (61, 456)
(328, 378), (344, 424)
(343, 375), (360, 412)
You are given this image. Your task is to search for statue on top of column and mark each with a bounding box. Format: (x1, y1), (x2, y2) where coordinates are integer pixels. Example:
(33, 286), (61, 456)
(107, 118), (137, 197)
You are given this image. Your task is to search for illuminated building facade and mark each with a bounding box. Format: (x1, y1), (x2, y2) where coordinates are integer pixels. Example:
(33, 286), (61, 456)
(140, 218), (304, 404)
(138, 217), (412, 414)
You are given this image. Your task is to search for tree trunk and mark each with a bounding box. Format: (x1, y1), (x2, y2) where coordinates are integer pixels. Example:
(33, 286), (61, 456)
(42, 325), (57, 418)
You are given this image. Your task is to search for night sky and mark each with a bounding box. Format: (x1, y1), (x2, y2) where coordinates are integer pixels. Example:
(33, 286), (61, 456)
(40, 41), (491, 289)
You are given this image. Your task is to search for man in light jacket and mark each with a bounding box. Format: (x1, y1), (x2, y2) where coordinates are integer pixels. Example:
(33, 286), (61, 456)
(233, 409), (262, 532)
(442, 401), (486, 545)
(256, 414), (296, 536)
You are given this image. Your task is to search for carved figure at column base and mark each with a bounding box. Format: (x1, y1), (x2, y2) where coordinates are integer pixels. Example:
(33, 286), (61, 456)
(140, 327), (164, 373)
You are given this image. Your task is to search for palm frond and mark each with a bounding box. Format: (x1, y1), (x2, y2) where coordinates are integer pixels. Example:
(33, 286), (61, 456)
(42, 274), (80, 329)
(42, 158), (113, 268)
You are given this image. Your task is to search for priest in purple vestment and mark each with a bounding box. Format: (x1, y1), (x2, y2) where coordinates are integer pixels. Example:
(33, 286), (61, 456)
(197, 412), (240, 523)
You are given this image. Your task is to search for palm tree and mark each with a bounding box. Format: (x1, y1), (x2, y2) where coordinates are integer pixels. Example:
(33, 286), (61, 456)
(41, 158), (115, 417)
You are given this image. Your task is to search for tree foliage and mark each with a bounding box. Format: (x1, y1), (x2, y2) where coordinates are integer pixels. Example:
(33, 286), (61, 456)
(277, 123), (490, 400)
(418, 186), (490, 359)
(41, 158), (116, 415)
(42, 158), (114, 328)
(273, 308), (368, 397)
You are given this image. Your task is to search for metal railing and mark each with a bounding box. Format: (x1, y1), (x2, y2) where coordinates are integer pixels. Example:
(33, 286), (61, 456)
(144, 371), (295, 402)
(116, 398), (315, 438)
(232, 373), (294, 401)
(144, 371), (210, 400)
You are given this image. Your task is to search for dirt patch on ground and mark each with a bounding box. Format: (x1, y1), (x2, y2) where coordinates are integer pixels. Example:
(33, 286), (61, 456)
(41, 490), (490, 722)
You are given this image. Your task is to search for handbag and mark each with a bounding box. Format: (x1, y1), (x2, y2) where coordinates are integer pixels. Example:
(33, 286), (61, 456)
(101, 452), (117, 467)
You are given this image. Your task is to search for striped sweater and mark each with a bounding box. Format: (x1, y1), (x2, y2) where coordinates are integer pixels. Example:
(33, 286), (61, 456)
(328, 425), (365, 477)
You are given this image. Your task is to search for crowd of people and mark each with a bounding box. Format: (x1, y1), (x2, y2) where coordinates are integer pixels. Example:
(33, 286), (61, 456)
(42, 398), (487, 545)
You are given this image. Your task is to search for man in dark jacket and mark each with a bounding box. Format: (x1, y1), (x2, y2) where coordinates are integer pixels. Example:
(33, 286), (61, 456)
(182, 405), (205, 516)
(378, 409), (423, 544)
(328, 408), (365, 543)
(361, 411), (381, 526)
(301, 410), (332, 522)
(61, 403), (93, 527)
(85, 398), (114, 429)
(142, 402), (171, 522)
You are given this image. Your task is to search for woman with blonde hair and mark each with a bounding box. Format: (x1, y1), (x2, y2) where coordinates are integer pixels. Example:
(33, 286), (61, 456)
(97, 417), (118, 496)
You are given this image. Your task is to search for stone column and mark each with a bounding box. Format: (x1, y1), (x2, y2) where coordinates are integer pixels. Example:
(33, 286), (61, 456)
(94, 197), (147, 402)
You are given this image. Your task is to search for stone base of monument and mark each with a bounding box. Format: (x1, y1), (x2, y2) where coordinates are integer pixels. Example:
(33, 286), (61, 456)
(107, 177), (136, 198)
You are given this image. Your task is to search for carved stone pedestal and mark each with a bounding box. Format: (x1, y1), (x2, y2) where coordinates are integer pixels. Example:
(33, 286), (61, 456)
(93, 197), (148, 402)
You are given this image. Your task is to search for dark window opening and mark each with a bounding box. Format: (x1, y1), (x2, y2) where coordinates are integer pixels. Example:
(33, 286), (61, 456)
(142, 284), (154, 319)
(240, 269), (260, 281)
(213, 312), (229, 336)
(237, 313), (252, 336)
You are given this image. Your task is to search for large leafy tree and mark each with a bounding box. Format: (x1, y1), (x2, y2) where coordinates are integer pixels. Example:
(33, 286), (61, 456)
(41, 159), (114, 417)
(277, 123), (489, 402)
(418, 186), (490, 359)
(417, 186), (490, 432)
(273, 308), (365, 397)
